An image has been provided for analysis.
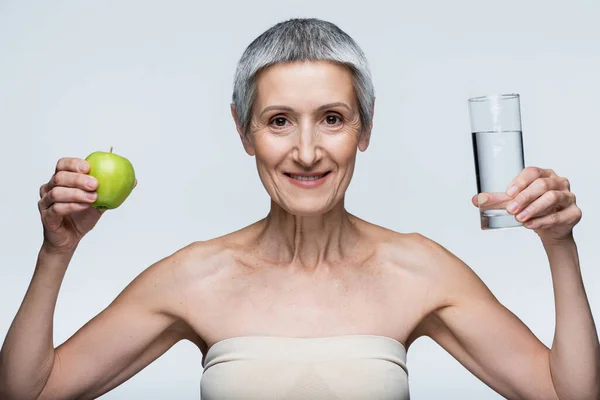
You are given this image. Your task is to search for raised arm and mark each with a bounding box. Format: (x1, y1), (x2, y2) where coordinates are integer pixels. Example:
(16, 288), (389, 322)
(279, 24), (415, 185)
(1, 245), (195, 400)
(409, 167), (599, 399)
(0, 157), (200, 400)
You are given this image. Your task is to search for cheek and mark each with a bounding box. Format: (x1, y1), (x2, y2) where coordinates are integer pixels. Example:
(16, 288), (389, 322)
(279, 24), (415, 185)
(328, 132), (360, 162)
(253, 135), (288, 168)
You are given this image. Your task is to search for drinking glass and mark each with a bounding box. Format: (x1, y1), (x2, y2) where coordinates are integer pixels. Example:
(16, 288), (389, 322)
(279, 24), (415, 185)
(468, 93), (525, 230)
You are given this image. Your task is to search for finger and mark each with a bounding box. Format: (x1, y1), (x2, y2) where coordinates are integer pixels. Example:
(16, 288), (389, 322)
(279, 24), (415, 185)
(45, 202), (93, 219)
(506, 167), (556, 197)
(514, 190), (575, 223)
(39, 183), (48, 199)
(47, 170), (98, 192)
(39, 186), (97, 211)
(522, 205), (582, 230)
(55, 157), (90, 175)
(506, 177), (570, 215)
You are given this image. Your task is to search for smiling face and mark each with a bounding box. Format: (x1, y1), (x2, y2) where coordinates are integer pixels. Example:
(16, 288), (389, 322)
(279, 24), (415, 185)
(232, 60), (372, 217)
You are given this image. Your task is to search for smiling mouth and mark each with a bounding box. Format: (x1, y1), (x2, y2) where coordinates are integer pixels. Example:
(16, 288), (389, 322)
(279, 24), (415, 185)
(284, 171), (331, 181)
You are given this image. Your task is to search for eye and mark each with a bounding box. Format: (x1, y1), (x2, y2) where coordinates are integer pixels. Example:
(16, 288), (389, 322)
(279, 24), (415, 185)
(324, 114), (342, 125)
(270, 116), (289, 128)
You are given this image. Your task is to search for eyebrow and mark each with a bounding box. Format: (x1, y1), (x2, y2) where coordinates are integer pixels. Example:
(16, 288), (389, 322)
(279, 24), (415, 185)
(259, 102), (352, 117)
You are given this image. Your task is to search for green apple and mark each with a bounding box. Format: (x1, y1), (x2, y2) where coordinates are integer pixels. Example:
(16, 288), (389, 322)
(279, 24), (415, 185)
(85, 147), (136, 210)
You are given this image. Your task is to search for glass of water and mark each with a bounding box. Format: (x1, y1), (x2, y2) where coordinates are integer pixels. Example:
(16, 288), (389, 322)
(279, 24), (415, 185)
(468, 93), (525, 230)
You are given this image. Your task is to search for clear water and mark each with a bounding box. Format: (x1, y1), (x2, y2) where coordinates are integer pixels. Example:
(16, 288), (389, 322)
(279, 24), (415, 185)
(472, 130), (524, 229)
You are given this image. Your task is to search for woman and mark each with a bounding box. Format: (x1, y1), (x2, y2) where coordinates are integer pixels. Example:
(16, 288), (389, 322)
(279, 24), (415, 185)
(1, 18), (598, 400)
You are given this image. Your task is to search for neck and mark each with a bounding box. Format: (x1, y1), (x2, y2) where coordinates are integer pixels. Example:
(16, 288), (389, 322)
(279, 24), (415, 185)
(255, 198), (359, 269)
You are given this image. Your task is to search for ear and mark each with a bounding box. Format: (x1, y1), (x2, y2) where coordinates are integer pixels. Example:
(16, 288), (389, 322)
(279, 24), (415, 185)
(231, 103), (255, 156)
(358, 96), (375, 152)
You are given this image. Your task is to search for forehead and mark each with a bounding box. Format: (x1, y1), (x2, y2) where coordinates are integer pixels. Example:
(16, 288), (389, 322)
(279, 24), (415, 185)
(253, 61), (356, 108)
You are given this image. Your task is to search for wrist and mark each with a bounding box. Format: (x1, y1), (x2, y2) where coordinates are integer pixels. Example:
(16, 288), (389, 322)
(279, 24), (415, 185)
(541, 235), (580, 273)
(39, 242), (77, 263)
(40, 239), (78, 255)
(32, 245), (74, 287)
(540, 233), (576, 248)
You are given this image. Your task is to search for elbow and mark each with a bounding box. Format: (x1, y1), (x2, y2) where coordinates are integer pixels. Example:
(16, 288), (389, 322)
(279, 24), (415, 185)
(0, 383), (42, 400)
(0, 376), (47, 400)
(549, 347), (600, 400)
(553, 380), (600, 400)
(0, 354), (55, 400)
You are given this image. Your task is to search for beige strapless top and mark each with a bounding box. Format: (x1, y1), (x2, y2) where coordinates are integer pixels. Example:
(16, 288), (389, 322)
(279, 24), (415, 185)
(200, 335), (409, 399)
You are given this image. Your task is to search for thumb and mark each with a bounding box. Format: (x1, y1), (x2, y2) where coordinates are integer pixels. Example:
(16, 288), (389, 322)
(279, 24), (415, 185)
(472, 193), (512, 209)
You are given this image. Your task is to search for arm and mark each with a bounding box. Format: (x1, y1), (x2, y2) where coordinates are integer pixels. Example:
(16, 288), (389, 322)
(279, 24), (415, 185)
(409, 167), (599, 399)
(411, 235), (598, 399)
(0, 243), (198, 400)
(544, 238), (599, 399)
(409, 236), (560, 399)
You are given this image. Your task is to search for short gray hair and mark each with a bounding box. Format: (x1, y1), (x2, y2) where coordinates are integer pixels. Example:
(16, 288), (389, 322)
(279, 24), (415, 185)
(232, 18), (375, 137)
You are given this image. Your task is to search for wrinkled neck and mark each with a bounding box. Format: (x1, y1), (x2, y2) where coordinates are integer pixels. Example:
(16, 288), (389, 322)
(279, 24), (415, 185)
(256, 198), (358, 269)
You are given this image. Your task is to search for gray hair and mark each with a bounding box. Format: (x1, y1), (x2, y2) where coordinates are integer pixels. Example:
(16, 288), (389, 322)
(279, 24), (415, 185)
(232, 18), (375, 138)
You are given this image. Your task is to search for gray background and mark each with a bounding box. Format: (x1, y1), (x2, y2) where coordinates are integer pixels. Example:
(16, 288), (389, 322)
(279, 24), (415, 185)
(1, 0), (599, 398)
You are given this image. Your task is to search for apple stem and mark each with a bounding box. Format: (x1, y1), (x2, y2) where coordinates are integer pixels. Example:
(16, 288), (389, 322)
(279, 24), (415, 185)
(110, 146), (113, 153)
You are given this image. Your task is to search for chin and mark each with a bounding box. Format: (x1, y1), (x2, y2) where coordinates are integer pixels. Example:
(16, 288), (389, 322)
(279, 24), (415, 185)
(278, 199), (337, 217)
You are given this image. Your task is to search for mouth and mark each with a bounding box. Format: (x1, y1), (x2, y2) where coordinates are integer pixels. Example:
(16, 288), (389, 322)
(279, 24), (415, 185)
(283, 171), (333, 188)
(284, 171), (332, 181)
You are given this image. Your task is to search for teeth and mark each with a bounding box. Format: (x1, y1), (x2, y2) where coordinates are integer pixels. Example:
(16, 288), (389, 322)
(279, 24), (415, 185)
(289, 174), (326, 181)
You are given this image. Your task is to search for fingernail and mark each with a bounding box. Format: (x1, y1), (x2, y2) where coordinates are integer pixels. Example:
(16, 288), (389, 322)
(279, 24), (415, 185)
(478, 194), (488, 205)
(86, 192), (97, 200)
(79, 162), (88, 172)
(507, 201), (518, 213)
(86, 178), (96, 189)
(507, 185), (518, 197)
(516, 210), (527, 221)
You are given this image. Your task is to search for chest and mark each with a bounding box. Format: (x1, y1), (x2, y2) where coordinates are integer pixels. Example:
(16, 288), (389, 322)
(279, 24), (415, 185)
(190, 263), (429, 348)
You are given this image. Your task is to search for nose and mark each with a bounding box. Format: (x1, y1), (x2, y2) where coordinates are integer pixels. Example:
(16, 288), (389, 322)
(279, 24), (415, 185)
(292, 123), (322, 168)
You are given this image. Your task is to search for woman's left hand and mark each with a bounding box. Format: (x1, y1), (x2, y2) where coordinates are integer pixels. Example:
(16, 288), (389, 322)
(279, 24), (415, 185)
(473, 166), (582, 243)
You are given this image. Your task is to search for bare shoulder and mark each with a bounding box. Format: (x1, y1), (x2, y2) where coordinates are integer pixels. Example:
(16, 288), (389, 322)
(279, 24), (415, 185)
(364, 222), (490, 295)
(130, 239), (227, 296)
(393, 232), (496, 302)
(355, 217), (458, 273)
(112, 238), (236, 338)
(383, 232), (500, 345)
(147, 236), (246, 307)
(161, 239), (236, 281)
(355, 220), (498, 338)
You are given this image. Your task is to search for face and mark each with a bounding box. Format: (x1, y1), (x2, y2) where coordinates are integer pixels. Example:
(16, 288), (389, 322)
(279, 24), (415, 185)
(232, 60), (372, 217)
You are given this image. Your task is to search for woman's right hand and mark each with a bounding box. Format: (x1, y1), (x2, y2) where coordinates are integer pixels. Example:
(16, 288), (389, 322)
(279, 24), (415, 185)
(38, 157), (105, 254)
